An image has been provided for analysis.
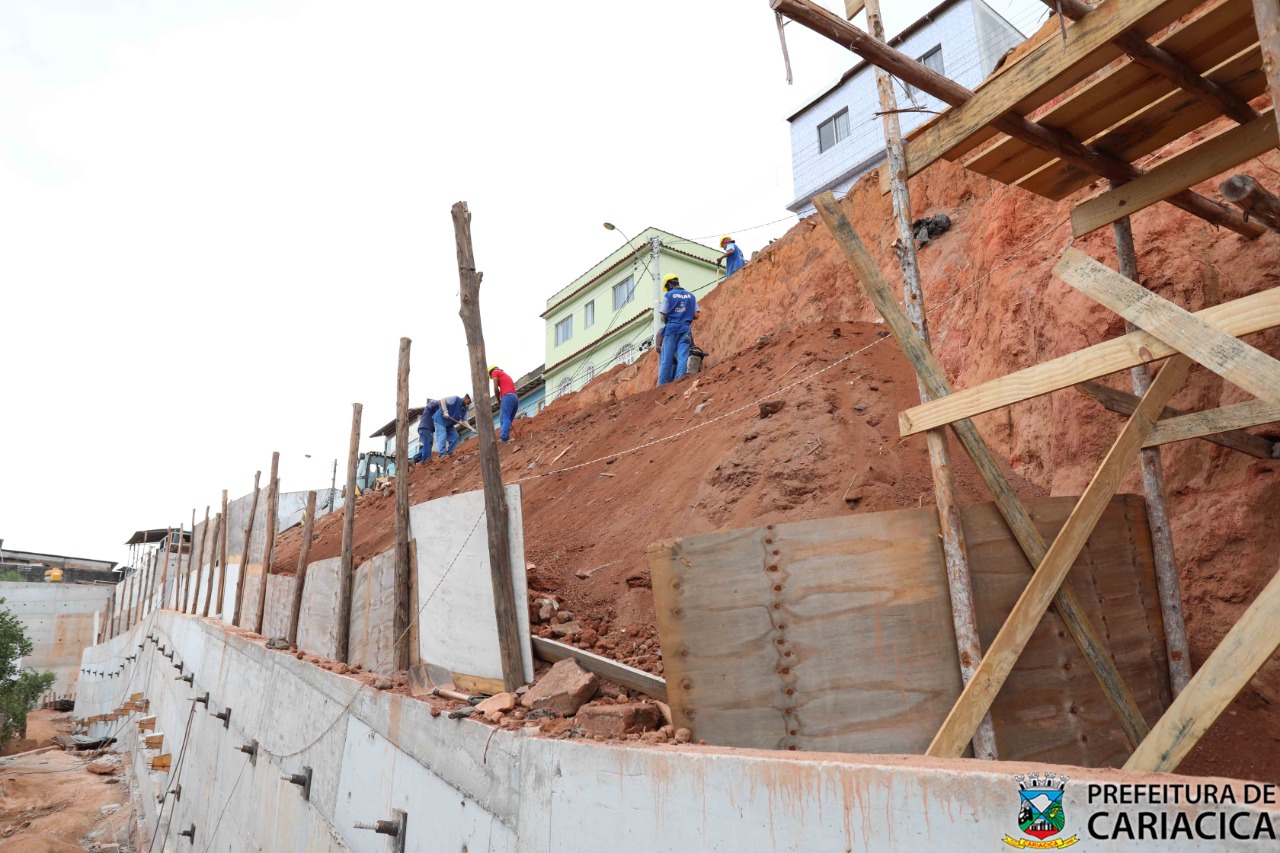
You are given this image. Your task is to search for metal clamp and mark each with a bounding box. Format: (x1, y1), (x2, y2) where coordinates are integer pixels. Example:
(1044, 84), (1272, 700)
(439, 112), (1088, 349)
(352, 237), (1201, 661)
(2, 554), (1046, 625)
(174, 661), (184, 673)
(178, 824), (195, 841)
(194, 692), (210, 707)
(236, 739), (258, 765)
(354, 810), (406, 853)
(177, 672), (194, 685)
(212, 707), (231, 728)
(281, 766), (312, 801)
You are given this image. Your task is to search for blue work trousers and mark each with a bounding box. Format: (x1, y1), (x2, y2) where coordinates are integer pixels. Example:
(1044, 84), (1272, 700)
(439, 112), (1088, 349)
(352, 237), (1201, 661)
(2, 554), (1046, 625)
(413, 425), (433, 462)
(498, 392), (518, 442)
(433, 409), (459, 456)
(658, 323), (693, 386)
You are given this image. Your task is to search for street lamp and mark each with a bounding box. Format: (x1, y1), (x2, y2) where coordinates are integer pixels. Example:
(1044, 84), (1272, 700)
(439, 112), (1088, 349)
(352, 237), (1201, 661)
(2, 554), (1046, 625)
(603, 222), (662, 346)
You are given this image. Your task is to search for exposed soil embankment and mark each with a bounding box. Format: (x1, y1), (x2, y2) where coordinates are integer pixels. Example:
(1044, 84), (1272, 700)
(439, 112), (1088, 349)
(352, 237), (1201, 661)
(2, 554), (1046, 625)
(273, 147), (1280, 782)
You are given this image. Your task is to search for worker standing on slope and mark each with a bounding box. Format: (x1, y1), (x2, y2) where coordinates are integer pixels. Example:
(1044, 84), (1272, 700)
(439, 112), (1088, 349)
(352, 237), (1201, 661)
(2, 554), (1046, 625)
(657, 274), (698, 386)
(434, 394), (472, 457)
(489, 366), (519, 443)
(717, 235), (745, 277)
(412, 398), (441, 463)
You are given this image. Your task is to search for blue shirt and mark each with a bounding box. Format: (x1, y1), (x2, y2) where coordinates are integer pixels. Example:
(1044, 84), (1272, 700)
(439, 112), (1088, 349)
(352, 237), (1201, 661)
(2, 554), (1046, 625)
(724, 242), (745, 276)
(418, 400), (440, 432)
(660, 287), (697, 326)
(441, 396), (467, 422)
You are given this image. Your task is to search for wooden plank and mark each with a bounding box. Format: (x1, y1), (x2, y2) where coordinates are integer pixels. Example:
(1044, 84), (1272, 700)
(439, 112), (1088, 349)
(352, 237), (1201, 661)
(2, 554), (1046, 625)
(844, 0), (865, 18)
(1079, 381), (1278, 457)
(815, 192), (1153, 745)
(899, 287), (1280, 436)
(899, 0), (1202, 181)
(144, 734), (164, 750)
(648, 496), (1168, 761)
(138, 716), (156, 732)
(532, 637), (668, 702)
(1255, 0), (1280, 128)
(1072, 112), (1278, 236)
(149, 754), (171, 771)
(454, 201), (526, 692)
(1056, 247), (1280, 405)
(1125, 553), (1280, 771)
(927, 354), (1191, 758)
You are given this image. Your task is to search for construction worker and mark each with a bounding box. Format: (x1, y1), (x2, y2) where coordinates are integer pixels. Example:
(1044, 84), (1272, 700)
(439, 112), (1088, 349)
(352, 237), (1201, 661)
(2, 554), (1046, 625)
(434, 394), (472, 457)
(412, 399), (440, 463)
(489, 366), (519, 443)
(717, 235), (745, 277)
(657, 274), (698, 386)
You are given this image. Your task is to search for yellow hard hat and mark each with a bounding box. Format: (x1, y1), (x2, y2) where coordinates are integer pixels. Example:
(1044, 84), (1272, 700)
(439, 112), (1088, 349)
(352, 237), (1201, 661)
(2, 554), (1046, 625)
(720, 235), (733, 246)
(488, 365), (499, 375)
(662, 273), (680, 289)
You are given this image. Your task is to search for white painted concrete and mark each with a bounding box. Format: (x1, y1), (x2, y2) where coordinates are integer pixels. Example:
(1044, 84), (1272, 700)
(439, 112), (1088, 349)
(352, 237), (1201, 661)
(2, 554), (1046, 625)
(2, 580), (113, 693)
(76, 612), (1280, 852)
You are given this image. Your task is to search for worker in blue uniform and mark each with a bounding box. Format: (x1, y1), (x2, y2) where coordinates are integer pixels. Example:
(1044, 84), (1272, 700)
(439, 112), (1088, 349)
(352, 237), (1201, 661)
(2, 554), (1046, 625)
(657, 274), (698, 386)
(717, 235), (746, 277)
(434, 394), (471, 457)
(412, 399), (441, 463)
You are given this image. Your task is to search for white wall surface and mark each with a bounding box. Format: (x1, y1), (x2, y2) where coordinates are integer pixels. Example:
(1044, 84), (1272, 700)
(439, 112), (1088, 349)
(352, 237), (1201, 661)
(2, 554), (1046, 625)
(2, 580), (113, 694)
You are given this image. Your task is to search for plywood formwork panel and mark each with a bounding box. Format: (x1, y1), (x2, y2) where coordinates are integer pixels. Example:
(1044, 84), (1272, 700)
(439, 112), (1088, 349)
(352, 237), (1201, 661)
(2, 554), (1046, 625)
(649, 495), (1170, 766)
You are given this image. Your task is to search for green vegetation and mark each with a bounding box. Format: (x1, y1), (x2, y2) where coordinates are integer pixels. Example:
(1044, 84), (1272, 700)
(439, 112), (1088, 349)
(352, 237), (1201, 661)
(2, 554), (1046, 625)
(0, 598), (56, 741)
(0, 570), (26, 583)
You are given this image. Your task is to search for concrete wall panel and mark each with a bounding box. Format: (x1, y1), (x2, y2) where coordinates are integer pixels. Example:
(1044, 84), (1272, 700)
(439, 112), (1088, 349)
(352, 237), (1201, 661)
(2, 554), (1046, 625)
(297, 557), (341, 659)
(1, 581), (113, 694)
(262, 573), (296, 638)
(349, 550), (395, 675)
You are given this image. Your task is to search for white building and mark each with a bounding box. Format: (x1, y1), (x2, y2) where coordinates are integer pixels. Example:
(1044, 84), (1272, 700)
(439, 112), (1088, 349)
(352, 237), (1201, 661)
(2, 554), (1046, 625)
(786, 0), (1025, 216)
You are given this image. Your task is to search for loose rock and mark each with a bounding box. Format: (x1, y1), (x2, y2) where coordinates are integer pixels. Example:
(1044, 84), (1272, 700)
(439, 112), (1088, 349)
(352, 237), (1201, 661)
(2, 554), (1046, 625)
(520, 658), (599, 717)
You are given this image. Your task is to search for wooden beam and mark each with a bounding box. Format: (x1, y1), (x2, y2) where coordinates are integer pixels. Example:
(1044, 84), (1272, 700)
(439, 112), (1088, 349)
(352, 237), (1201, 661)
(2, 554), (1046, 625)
(191, 507), (209, 614)
(1078, 381), (1278, 458)
(1072, 112), (1278, 237)
(1221, 174), (1280, 231)
(1125, 553), (1280, 771)
(1056, 248), (1280, 405)
(843, 0), (865, 19)
(814, 192), (1153, 747)
(337, 403), (362, 664)
(866, 0), (995, 761)
(532, 636), (667, 702)
(254, 452), (280, 634)
(771, 0), (1262, 238)
(394, 338), (412, 672)
(899, 287), (1280, 435)
(454, 200), (527, 692)
(232, 471), (261, 627)
(928, 354), (1192, 758)
(1254, 0), (1280, 128)
(286, 490), (317, 647)
(1044, 0), (1258, 125)
(1148, 399), (1280, 448)
(202, 512), (220, 618)
(215, 488), (229, 617)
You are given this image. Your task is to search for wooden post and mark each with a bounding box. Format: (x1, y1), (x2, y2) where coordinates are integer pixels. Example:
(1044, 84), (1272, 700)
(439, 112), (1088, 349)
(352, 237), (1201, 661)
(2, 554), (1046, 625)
(1125, 560), (1280, 771)
(338, 404), (362, 663)
(1219, 175), (1280, 232)
(233, 472), (262, 627)
(203, 513), (221, 618)
(286, 491), (317, 647)
(453, 200), (526, 692)
(1254, 0), (1280, 130)
(191, 507), (210, 614)
(215, 489), (230, 618)
(133, 550), (151, 625)
(155, 528), (172, 614)
(182, 507), (195, 611)
(393, 338), (413, 672)
(255, 452), (281, 634)
(865, 0), (996, 761)
(814, 193), (1153, 747)
(1113, 211), (1192, 696)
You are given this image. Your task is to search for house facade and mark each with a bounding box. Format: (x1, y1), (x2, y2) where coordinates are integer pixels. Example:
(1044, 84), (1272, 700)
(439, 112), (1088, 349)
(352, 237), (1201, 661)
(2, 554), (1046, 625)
(541, 228), (721, 406)
(786, 0), (1024, 216)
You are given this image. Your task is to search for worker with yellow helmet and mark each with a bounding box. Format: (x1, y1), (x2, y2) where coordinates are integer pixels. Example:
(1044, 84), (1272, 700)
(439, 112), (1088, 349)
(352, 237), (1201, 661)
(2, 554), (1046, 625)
(489, 365), (519, 442)
(657, 273), (699, 386)
(717, 235), (746, 277)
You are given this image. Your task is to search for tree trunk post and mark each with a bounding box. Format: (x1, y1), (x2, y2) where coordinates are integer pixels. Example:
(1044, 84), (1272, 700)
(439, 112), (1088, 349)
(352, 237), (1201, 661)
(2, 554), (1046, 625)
(338, 403), (362, 663)
(203, 512), (221, 618)
(394, 338), (413, 672)
(233, 471), (262, 627)
(255, 452), (281, 634)
(287, 491), (318, 647)
(215, 488), (230, 618)
(191, 506), (210, 614)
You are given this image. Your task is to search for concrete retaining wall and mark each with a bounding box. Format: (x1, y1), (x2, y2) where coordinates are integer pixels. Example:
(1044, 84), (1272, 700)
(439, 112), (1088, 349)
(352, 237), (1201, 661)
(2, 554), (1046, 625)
(76, 612), (1280, 852)
(2, 580), (113, 694)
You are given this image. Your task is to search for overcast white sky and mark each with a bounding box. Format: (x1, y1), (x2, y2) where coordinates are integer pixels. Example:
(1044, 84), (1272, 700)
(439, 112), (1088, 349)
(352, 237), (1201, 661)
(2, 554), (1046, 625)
(0, 1), (1047, 566)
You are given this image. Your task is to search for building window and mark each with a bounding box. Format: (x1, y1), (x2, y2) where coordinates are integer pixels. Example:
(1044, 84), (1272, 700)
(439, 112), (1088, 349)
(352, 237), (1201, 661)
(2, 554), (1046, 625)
(616, 343), (635, 365)
(818, 108), (850, 153)
(612, 276), (635, 311)
(557, 376), (572, 398)
(906, 46), (944, 97)
(584, 362), (595, 383)
(555, 316), (573, 346)
(584, 300), (595, 329)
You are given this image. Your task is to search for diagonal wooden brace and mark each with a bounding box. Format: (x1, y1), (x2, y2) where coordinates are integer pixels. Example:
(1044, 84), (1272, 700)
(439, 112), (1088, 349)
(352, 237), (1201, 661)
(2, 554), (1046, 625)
(927, 354), (1192, 757)
(814, 191), (1153, 748)
(1056, 248), (1280, 406)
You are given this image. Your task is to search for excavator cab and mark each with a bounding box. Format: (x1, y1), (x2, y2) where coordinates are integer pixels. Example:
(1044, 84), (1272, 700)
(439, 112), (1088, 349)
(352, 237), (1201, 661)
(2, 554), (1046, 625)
(355, 452), (394, 494)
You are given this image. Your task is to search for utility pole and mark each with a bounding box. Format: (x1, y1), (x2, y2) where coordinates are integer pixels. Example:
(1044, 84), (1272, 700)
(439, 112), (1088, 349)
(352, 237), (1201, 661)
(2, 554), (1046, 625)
(649, 235), (663, 347)
(864, 0), (997, 760)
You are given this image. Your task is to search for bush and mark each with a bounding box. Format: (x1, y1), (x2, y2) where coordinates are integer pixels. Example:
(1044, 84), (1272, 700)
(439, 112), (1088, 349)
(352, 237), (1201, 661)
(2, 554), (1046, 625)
(0, 599), (56, 741)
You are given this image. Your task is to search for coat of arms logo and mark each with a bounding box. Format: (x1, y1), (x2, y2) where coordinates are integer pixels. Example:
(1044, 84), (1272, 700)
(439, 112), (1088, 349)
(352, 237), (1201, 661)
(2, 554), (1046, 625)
(1002, 773), (1080, 849)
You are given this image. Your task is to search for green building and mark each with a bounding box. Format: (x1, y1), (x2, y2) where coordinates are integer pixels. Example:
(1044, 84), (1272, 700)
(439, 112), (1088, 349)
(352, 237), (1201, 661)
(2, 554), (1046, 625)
(541, 228), (722, 404)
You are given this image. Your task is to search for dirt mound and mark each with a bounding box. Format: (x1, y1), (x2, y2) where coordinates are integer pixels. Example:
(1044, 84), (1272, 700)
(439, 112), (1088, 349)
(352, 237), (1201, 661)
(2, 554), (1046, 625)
(272, 145), (1280, 782)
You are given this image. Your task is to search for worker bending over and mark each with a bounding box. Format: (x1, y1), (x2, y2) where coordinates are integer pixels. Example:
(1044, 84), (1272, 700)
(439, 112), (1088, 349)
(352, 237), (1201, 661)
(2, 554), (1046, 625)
(489, 366), (519, 443)
(717, 235), (745, 277)
(434, 394), (471, 457)
(412, 398), (441, 462)
(657, 274), (698, 386)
